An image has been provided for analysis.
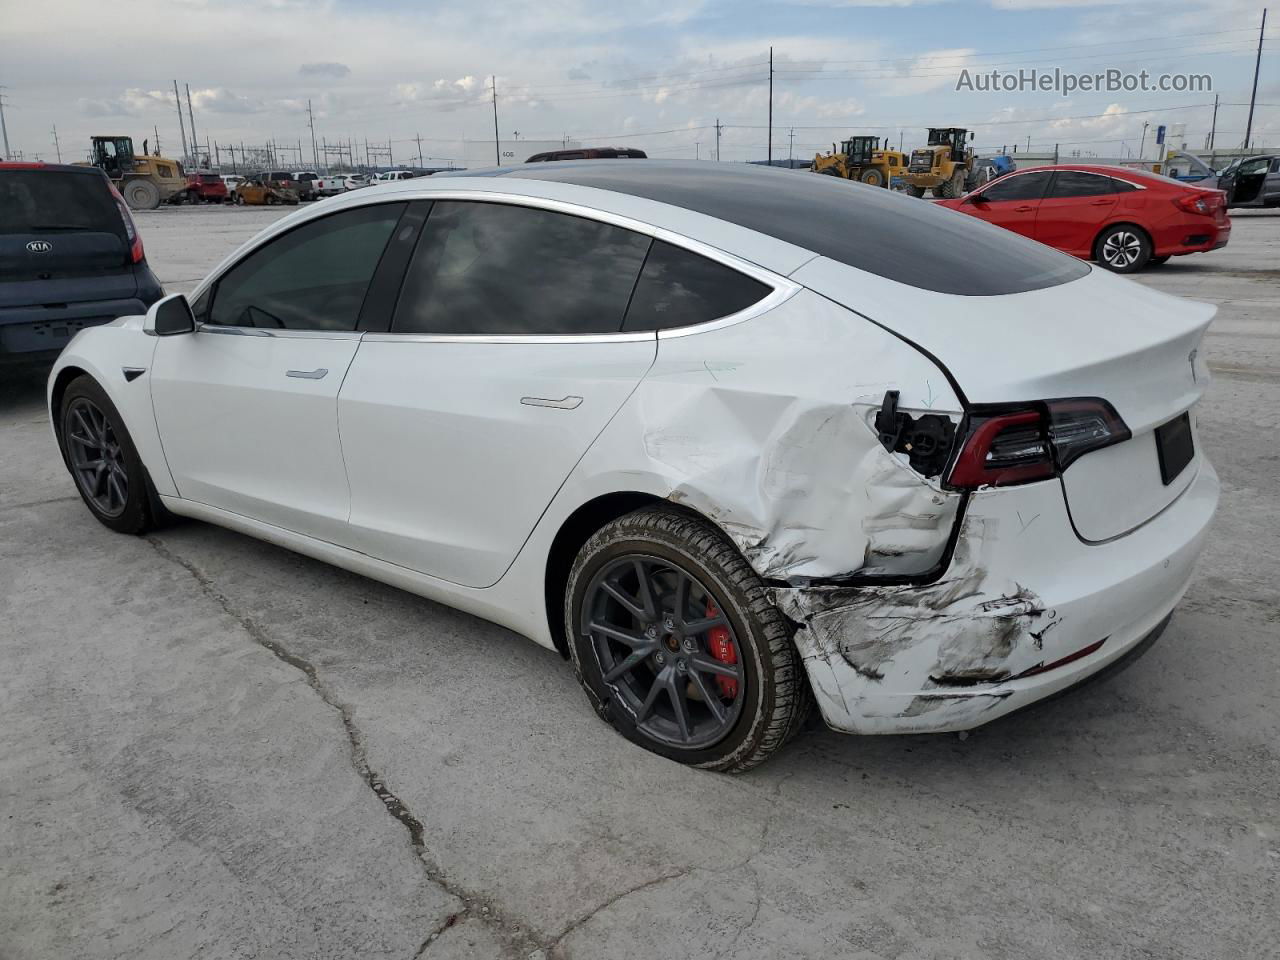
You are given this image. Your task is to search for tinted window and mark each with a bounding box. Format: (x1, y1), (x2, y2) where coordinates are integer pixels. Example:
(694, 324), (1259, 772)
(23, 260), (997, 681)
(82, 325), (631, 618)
(209, 203), (403, 330)
(1047, 171), (1117, 198)
(0, 171), (121, 237)
(981, 171), (1052, 202)
(1110, 178), (1138, 193)
(500, 162), (1088, 296)
(624, 241), (769, 332)
(393, 201), (651, 335)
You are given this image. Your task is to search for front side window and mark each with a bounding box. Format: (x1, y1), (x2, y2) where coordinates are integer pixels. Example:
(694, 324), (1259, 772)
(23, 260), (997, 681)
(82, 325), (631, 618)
(393, 201), (651, 335)
(623, 241), (769, 332)
(208, 203), (404, 330)
(1047, 171), (1117, 198)
(981, 171), (1052, 202)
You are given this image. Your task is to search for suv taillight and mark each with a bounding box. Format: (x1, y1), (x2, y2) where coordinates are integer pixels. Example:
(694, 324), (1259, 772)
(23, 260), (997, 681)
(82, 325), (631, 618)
(107, 183), (145, 264)
(947, 399), (1130, 489)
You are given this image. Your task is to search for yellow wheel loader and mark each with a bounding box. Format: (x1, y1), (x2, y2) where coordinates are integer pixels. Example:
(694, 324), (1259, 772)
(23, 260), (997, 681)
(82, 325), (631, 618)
(812, 136), (906, 188)
(85, 136), (186, 210)
(899, 128), (977, 198)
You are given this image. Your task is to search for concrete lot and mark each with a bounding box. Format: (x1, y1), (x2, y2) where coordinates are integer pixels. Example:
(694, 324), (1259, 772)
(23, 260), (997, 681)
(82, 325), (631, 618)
(2, 202), (1277, 960)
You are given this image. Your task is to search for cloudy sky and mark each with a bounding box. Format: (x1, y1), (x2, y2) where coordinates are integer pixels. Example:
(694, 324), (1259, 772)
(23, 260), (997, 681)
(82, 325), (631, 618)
(3, 0), (1276, 167)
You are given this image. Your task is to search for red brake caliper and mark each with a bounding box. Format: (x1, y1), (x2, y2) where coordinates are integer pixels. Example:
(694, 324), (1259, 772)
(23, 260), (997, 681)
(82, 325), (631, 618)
(704, 600), (738, 699)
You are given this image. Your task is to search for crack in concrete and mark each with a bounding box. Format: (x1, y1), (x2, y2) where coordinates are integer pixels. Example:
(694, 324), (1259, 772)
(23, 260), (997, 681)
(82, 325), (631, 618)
(144, 535), (546, 960)
(547, 868), (693, 957)
(0, 495), (80, 514)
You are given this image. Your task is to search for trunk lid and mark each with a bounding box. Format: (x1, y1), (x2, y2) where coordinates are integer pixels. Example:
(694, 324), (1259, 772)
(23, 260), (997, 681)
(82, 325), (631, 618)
(0, 167), (134, 306)
(792, 259), (1213, 541)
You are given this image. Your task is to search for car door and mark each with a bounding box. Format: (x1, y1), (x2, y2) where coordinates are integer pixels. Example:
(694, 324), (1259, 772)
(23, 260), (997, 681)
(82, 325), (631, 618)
(337, 199), (657, 588)
(960, 170), (1052, 239)
(151, 202), (408, 543)
(1265, 157), (1280, 206)
(1034, 170), (1122, 256)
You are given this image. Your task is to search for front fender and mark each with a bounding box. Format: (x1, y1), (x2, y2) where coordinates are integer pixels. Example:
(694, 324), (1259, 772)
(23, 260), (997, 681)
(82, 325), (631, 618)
(47, 315), (176, 497)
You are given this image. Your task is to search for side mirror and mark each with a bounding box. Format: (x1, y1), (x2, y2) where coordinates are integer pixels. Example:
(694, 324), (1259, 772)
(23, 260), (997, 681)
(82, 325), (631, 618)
(144, 293), (196, 336)
(965, 193), (988, 204)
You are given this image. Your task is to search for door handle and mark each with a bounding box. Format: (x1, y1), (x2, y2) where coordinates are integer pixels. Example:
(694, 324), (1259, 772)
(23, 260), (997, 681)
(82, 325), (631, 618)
(1089, 198), (1113, 205)
(286, 368), (329, 380)
(1013, 204), (1035, 212)
(520, 395), (583, 410)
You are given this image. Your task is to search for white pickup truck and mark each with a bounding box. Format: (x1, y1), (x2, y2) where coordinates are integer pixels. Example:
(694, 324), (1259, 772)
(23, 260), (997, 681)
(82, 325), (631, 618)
(293, 172), (346, 198)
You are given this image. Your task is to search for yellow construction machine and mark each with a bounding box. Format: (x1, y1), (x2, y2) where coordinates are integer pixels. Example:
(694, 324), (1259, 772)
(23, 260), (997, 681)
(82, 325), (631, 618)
(898, 128), (977, 198)
(812, 135), (906, 188)
(86, 135), (186, 210)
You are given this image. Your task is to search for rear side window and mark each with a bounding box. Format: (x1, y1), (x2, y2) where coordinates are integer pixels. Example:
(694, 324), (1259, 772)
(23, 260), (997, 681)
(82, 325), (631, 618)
(209, 203), (403, 330)
(0, 171), (121, 237)
(1110, 178), (1138, 192)
(1047, 171), (1117, 198)
(982, 171), (1052, 202)
(624, 241), (769, 332)
(393, 201), (651, 335)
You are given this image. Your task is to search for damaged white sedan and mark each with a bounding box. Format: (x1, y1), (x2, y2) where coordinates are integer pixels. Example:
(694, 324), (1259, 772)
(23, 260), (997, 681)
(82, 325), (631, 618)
(48, 161), (1218, 772)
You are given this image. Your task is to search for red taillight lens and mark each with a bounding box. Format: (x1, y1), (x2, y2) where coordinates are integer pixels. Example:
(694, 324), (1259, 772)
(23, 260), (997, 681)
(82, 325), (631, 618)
(1174, 192), (1219, 216)
(947, 399), (1130, 489)
(107, 183), (145, 264)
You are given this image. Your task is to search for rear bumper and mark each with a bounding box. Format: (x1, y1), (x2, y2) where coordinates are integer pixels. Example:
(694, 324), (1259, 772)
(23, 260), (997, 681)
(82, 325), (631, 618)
(774, 458), (1219, 734)
(1154, 218), (1230, 256)
(0, 293), (155, 356)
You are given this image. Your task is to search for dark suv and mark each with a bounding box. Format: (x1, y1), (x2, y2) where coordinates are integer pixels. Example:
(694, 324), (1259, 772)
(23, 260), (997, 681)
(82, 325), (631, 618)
(1, 163), (163, 362)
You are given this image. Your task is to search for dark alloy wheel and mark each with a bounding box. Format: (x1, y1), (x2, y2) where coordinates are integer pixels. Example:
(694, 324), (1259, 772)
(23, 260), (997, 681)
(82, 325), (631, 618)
(582, 554), (745, 750)
(58, 375), (167, 535)
(65, 397), (130, 517)
(566, 507), (812, 772)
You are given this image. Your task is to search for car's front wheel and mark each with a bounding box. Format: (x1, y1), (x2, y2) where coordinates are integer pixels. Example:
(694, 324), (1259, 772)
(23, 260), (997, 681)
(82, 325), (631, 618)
(566, 507), (811, 772)
(59, 376), (162, 535)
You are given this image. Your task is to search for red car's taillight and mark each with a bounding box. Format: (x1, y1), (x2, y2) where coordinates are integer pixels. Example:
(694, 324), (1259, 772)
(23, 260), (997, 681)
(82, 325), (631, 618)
(947, 399), (1130, 489)
(1173, 191), (1222, 216)
(107, 182), (145, 263)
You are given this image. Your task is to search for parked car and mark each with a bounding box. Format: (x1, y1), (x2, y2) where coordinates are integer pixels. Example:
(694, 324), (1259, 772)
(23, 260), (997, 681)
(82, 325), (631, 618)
(220, 174), (245, 200)
(265, 171), (313, 201)
(1, 162), (162, 363)
(937, 164), (1230, 272)
(525, 147), (647, 162)
(342, 174), (372, 191)
(171, 172), (228, 205)
(233, 178), (299, 206)
(372, 170), (418, 183)
(47, 162), (1218, 771)
(310, 174), (347, 197)
(1215, 155), (1280, 208)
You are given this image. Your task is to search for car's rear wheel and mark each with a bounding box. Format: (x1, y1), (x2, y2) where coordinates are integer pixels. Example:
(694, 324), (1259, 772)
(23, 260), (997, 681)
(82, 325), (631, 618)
(59, 376), (162, 535)
(1095, 224), (1152, 273)
(566, 507), (811, 773)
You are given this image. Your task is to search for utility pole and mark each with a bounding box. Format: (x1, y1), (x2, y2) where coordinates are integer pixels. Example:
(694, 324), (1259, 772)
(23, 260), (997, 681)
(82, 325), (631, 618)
(185, 83), (199, 166)
(307, 99), (319, 170)
(1244, 7), (1267, 149)
(415, 132), (424, 168)
(695, 141), (700, 160)
(715, 117), (722, 161)
(788, 127), (795, 166)
(899, 130), (903, 151)
(1139, 121), (1149, 159)
(1209, 93), (1219, 150)
(52, 124), (61, 163)
(767, 46), (773, 166)
(491, 75), (501, 166)
(173, 81), (189, 163)
(0, 88), (10, 161)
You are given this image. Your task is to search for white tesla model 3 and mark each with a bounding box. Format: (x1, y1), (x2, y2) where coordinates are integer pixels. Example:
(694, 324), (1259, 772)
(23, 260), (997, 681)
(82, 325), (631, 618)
(48, 162), (1218, 771)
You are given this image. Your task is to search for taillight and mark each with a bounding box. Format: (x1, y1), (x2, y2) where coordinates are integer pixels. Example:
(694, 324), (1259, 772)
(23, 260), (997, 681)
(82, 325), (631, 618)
(107, 183), (145, 264)
(1174, 192), (1220, 216)
(947, 398), (1129, 489)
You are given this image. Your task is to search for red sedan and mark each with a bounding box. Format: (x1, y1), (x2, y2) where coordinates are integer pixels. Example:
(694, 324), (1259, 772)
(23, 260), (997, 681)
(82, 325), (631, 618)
(936, 164), (1230, 273)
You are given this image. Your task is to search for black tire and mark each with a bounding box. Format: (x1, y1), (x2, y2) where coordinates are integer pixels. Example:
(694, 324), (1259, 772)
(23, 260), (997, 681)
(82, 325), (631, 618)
(234, 193), (245, 205)
(1094, 224), (1152, 273)
(818, 166), (843, 177)
(900, 183), (926, 198)
(859, 167), (885, 187)
(122, 178), (161, 210)
(565, 507), (812, 773)
(59, 375), (165, 535)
